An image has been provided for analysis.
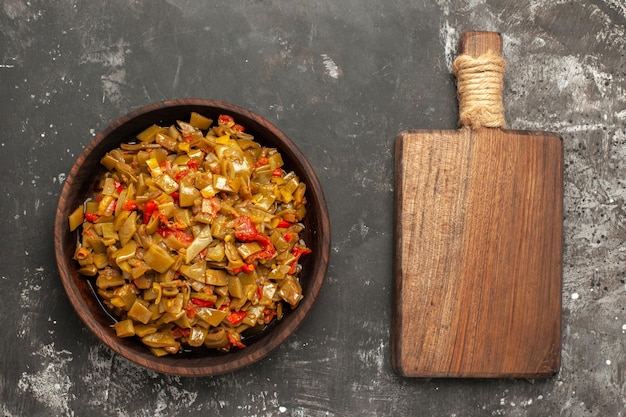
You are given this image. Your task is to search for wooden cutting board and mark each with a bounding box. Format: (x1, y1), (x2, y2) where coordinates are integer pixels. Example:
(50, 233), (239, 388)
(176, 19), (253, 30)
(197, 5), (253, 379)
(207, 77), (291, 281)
(392, 31), (563, 378)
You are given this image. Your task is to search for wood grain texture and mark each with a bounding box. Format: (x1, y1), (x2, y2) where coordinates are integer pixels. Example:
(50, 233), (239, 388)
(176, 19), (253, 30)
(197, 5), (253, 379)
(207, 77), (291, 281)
(459, 31), (502, 58)
(392, 32), (563, 378)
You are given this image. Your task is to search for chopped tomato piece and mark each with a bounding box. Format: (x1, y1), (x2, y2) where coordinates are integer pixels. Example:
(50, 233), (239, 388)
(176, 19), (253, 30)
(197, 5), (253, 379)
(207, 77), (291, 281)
(85, 213), (100, 222)
(226, 310), (247, 325)
(276, 219), (291, 228)
(171, 327), (190, 338)
(190, 298), (214, 308)
(263, 308), (277, 324)
(227, 332), (245, 349)
(232, 263), (256, 274)
(114, 180), (124, 193)
(175, 169), (190, 181)
(183, 305), (197, 319)
(122, 199), (137, 211)
(254, 157), (268, 167)
(143, 200), (159, 224)
(218, 114), (235, 127)
(234, 216), (276, 260)
(289, 246), (312, 274)
(187, 159), (201, 169)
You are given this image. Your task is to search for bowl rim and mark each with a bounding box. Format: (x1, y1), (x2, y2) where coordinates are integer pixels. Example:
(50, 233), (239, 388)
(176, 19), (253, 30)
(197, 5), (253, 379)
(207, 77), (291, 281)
(54, 98), (331, 376)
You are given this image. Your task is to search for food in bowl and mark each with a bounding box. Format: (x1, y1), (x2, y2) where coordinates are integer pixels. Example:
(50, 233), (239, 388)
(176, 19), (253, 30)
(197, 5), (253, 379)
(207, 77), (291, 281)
(67, 111), (311, 357)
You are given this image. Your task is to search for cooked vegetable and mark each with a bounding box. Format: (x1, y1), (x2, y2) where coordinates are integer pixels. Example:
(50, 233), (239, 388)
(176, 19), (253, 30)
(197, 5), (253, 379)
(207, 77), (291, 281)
(69, 112), (311, 355)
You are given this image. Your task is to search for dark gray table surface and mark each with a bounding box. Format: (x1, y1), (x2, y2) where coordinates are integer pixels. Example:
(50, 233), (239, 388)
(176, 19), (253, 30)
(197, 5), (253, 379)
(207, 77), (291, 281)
(1, 1), (625, 416)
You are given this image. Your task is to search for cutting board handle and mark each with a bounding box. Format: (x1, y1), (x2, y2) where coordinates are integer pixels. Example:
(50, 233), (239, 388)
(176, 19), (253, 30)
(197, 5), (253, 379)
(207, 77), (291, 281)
(452, 31), (506, 128)
(458, 31), (502, 58)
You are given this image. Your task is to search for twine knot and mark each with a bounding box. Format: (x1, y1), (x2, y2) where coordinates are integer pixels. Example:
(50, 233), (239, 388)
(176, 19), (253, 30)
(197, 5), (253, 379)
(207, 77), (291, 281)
(452, 51), (506, 129)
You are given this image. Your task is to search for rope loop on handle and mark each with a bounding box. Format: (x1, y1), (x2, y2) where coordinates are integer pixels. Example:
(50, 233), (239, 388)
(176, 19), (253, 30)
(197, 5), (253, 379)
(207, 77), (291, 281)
(452, 51), (506, 129)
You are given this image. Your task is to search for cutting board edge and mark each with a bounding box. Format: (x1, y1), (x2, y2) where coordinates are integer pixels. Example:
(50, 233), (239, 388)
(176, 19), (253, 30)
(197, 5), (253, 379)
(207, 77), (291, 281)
(391, 132), (408, 375)
(392, 366), (561, 379)
(395, 127), (563, 141)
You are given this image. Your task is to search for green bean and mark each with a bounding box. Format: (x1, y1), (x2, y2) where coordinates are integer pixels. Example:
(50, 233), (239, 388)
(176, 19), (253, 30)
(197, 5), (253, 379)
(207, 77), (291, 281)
(143, 244), (175, 273)
(69, 112), (311, 356)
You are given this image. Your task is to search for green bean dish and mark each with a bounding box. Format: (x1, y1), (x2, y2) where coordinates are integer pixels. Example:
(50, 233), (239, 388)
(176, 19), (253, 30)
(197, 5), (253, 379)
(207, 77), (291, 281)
(68, 112), (311, 356)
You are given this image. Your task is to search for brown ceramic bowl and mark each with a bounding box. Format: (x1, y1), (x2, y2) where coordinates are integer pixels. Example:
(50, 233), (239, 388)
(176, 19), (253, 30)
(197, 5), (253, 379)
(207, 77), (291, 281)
(54, 99), (330, 376)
